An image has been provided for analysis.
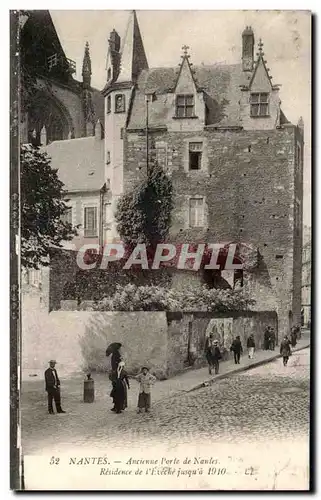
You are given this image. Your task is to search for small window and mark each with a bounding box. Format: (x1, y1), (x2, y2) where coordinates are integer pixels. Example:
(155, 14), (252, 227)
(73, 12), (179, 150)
(176, 94), (194, 118)
(189, 198), (204, 227)
(250, 93), (269, 117)
(120, 128), (124, 139)
(189, 142), (203, 170)
(107, 67), (112, 81)
(106, 151), (111, 164)
(61, 207), (72, 225)
(107, 96), (111, 114)
(84, 207), (98, 237)
(115, 94), (125, 113)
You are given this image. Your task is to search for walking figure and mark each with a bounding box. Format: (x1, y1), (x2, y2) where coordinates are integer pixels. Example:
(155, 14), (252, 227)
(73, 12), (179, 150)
(205, 333), (215, 374)
(230, 336), (243, 364)
(280, 336), (292, 366)
(135, 366), (156, 413)
(211, 340), (222, 374)
(269, 328), (276, 350)
(247, 334), (255, 359)
(264, 326), (271, 350)
(290, 327), (297, 348)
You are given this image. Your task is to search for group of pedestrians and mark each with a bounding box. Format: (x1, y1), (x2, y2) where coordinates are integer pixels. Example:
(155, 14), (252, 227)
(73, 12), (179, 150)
(108, 345), (156, 414)
(204, 324), (301, 375)
(205, 332), (257, 374)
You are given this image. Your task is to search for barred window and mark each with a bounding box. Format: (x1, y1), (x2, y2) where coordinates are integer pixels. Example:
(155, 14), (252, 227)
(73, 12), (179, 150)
(189, 198), (204, 227)
(176, 94), (194, 118)
(84, 207), (98, 237)
(250, 93), (269, 117)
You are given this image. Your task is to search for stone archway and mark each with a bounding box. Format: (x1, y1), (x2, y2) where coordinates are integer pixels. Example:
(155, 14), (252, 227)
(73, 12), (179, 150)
(27, 89), (74, 144)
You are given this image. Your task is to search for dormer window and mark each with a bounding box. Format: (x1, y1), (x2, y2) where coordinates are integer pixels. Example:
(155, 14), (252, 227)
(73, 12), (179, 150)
(250, 93), (269, 117)
(107, 68), (112, 81)
(115, 94), (125, 113)
(176, 94), (194, 118)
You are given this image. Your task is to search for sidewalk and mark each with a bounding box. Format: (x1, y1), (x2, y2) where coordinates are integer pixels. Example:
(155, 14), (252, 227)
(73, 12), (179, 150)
(21, 330), (310, 410)
(151, 328), (311, 403)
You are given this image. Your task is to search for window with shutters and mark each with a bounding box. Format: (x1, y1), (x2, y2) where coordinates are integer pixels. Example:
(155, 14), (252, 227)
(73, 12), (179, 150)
(250, 93), (269, 117)
(61, 207), (72, 225)
(189, 198), (204, 227)
(189, 142), (203, 170)
(84, 207), (98, 237)
(176, 94), (195, 118)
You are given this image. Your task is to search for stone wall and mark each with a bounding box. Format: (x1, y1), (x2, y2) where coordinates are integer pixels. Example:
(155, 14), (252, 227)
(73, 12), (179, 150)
(166, 310), (278, 376)
(22, 296), (277, 380)
(21, 304), (168, 379)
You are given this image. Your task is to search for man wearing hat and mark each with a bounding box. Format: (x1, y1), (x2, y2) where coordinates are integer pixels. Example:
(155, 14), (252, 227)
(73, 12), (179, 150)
(44, 360), (66, 414)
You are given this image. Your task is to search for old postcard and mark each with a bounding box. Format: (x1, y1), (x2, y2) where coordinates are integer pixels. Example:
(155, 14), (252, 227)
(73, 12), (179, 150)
(10, 9), (311, 491)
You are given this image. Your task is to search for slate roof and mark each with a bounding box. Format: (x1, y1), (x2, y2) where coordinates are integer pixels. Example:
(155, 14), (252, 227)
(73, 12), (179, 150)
(127, 63), (289, 129)
(43, 136), (104, 192)
(91, 88), (105, 127)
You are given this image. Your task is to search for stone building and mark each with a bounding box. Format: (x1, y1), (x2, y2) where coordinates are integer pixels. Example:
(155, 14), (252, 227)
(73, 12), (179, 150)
(20, 10), (104, 145)
(21, 10), (105, 286)
(101, 11), (304, 337)
(301, 225), (311, 327)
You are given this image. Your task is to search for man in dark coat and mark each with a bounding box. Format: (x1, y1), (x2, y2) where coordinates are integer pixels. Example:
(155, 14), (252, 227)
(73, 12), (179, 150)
(212, 340), (222, 375)
(269, 328), (276, 350)
(44, 360), (66, 414)
(264, 326), (271, 350)
(230, 336), (243, 364)
(280, 336), (292, 366)
(205, 334), (215, 374)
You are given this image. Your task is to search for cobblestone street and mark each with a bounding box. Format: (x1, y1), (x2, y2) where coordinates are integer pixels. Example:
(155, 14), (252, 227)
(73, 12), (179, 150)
(21, 348), (310, 455)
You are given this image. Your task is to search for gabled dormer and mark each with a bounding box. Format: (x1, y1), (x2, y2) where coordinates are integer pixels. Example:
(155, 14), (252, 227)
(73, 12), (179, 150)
(240, 37), (281, 130)
(169, 46), (205, 132)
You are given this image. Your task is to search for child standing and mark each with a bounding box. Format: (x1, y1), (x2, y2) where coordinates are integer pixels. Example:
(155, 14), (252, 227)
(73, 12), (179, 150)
(135, 366), (156, 413)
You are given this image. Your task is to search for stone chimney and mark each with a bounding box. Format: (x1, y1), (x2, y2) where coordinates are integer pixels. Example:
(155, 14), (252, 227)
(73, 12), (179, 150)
(242, 26), (255, 72)
(107, 29), (121, 82)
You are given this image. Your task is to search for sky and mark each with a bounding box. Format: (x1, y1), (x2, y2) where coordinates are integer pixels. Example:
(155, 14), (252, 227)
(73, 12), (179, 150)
(51, 10), (311, 225)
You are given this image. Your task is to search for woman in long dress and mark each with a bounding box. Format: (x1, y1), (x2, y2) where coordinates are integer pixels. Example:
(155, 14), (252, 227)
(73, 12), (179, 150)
(110, 362), (130, 413)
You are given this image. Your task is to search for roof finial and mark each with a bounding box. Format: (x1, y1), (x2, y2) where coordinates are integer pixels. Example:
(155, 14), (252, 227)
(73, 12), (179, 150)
(82, 41), (92, 87)
(257, 38), (264, 57)
(182, 44), (190, 57)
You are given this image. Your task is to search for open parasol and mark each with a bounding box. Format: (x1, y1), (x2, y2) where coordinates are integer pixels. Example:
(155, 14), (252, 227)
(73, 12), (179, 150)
(106, 342), (122, 357)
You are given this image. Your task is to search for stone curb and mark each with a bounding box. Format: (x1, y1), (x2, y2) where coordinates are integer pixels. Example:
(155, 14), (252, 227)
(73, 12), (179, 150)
(187, 342), (310, 393)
